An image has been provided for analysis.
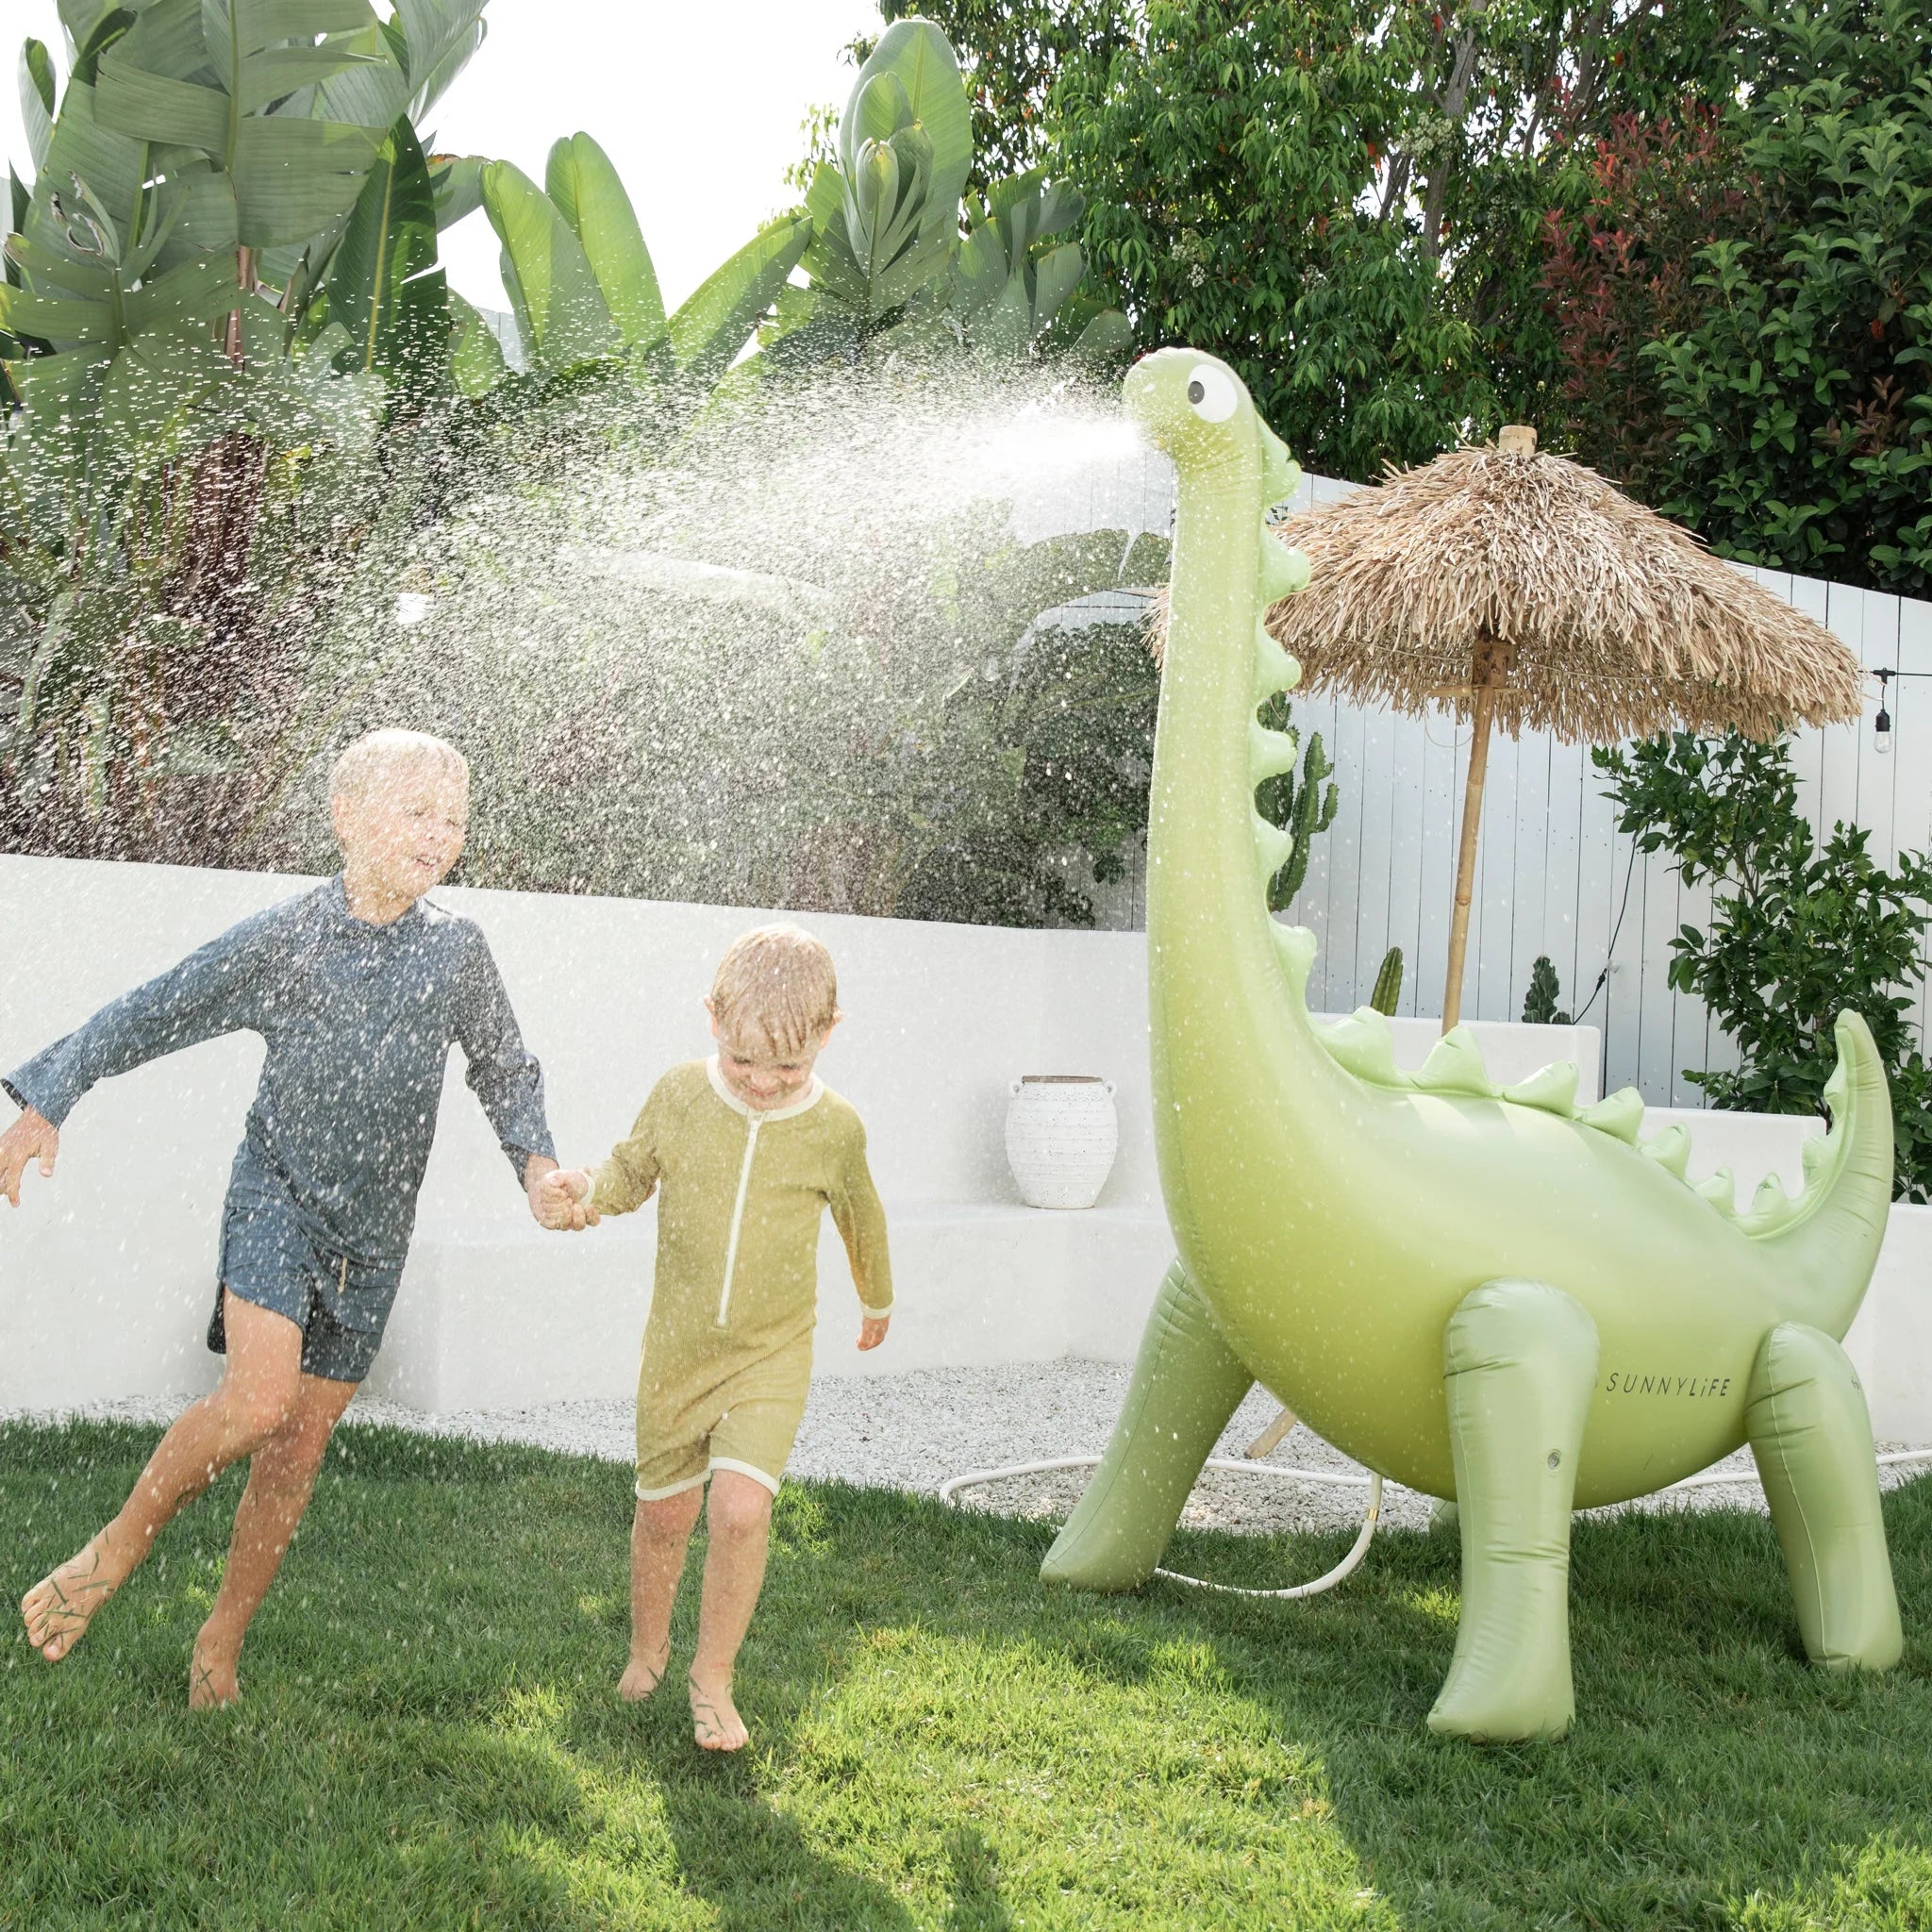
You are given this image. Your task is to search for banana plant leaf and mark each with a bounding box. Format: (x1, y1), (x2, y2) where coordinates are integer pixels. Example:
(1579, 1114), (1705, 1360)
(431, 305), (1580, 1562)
(95, 324), (235, 455)
(841, 18), (968, 243)
(445, 285), (503, 395)
(0, 250), (234, 350)
(228, 299), (383, 446)
(294, 21), (408, 130)
(428, 150), (483, 229)
(93, 0), (387, 246)
(1031, 241), (1082, 332)
(544, 132), (661, 351)
(984, 169), (1081, 251)
(747, 279), (862, 374)
(951, 175), (1124, 362)
(481, 158), (618, 373)
(2, 168), (25, 375)
(305, 0), (484, 132)
(4, 341), (106, 431)
(326, 111), (444, 388)
(144, 160), (251, 271)
(1064, 304), (1134, 370)
(56, 1), (117, 58)
(663, 209), (811, 389)
(395, 0), (485, 123)
(802, 133), (948, 324)
(24, 77), (147, 275)
(19, 39), (58, 172)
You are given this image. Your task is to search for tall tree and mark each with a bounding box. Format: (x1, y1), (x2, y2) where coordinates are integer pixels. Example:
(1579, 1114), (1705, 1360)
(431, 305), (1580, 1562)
(1639, 0), (1932, 596)
(901, 0), (1753, 479)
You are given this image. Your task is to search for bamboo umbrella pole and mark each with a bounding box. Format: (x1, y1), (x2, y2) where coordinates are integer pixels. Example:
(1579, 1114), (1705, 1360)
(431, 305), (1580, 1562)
(1441, 638), (1509, 1032)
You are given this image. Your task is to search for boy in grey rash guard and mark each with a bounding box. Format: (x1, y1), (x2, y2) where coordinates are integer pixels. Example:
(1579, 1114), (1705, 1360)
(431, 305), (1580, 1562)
(9, 872), (548, 1353)
(2, 729), (595, 1706)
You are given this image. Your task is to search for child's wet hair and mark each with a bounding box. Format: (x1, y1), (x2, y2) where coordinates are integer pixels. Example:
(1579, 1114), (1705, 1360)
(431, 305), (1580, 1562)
(710, 925), (841, 1058)
(329, 728), (468, 805)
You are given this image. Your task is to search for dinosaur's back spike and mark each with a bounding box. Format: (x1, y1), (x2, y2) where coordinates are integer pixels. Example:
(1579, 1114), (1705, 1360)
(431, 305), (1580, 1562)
(1413, 1028), (1493, 1098)
(1319, 1008), (1407, 1086)
(1502, 1061), (1578, 1116)
(1742, 1174), (1802, 1235)
(1249, 720), (1300, 783)
(1258, 531), (1311, 604)
(1641, 1124), (1692, 1181)
(1696, 1167), (1739, 1216)
(1578, 1088), (1644, 1143)
(1253, 813), (1294, 887)
(1253, 624), (1301, 706)
(1271, 922), (1318, 1002)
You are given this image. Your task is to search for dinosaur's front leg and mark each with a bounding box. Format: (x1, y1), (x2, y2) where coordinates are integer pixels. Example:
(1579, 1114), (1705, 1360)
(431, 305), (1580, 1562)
(1747, 1323), (1903, 1672)
(1428, 1278), (1599, 1742)
(1041, 1259), (1253, 1591)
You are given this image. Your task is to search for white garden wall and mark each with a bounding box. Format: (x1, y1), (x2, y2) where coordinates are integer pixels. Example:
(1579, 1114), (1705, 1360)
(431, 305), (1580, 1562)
(2, 854), (1924, 1446)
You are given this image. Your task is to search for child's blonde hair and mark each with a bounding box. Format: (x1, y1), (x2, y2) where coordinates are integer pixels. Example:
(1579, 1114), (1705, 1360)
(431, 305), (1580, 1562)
(710, 924), (840, 1058)
(329, 728), (468, 805)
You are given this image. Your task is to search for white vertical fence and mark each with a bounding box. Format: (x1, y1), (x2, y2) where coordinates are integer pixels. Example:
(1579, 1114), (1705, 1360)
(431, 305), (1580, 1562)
(1029, 448), (1932, 1106)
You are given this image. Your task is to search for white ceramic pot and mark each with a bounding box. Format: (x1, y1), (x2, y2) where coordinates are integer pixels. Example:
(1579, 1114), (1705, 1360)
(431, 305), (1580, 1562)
(1005, 1075), (1119, 1209)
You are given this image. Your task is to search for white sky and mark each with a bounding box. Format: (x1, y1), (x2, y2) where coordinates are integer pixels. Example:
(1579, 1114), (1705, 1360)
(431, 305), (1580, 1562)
(3, 0), (881, 313)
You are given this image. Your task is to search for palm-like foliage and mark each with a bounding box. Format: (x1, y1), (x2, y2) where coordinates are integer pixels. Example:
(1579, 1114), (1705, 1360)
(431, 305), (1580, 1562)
(473, 136), (812, 394)
(1, 0), (826, 855)
(765, 18), (1128, 372)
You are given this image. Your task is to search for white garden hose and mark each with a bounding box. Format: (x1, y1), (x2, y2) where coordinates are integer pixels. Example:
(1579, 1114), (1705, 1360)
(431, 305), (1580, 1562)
(939, 1447), (1932, 1603)
(939, 1454), (1384, 1600)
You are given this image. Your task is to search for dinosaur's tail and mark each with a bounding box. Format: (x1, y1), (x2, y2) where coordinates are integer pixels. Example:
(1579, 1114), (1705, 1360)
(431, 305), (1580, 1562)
(1755, 1011), (1894, 1340)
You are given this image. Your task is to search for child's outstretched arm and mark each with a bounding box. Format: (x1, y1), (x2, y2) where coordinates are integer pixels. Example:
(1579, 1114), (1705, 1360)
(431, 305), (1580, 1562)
(828, 1120), (892, 1351)
(529, 1080), (668, 1231)
(449, 930), (568, 1227)
(581, 1090), (666, 1220)
(1, 908), (281, 1205)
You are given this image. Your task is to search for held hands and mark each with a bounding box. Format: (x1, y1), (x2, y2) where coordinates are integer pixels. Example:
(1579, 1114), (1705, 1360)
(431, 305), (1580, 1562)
(858, 1313), (890, 1352)
(1, 1107), (58, 1208)
(527, 1159), (600, 1232)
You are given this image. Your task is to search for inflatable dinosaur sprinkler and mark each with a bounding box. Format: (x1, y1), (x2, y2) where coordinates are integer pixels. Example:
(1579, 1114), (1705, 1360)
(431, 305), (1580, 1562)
(1041, 347), (1904, 1740)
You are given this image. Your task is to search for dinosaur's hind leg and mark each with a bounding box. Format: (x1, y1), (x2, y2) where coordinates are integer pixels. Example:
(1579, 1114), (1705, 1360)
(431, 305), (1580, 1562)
(1746, 1323), (1902, 1672)
(1041, 1259), (1253, 1591)
(1429, 1279), (1599, 1742)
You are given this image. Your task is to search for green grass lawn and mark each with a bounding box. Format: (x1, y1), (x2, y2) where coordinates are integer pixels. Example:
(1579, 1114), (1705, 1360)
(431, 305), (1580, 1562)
(1, 1421), (1928, 1931)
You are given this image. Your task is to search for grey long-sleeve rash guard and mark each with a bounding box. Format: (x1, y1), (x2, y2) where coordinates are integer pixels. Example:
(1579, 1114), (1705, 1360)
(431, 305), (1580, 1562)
(3, 876), (556, 1283)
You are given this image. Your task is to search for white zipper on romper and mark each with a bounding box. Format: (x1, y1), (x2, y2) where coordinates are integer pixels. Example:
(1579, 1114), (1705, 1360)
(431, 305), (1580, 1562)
(716, 1113), (761, 1327)
(703, 1057), (827, 1330)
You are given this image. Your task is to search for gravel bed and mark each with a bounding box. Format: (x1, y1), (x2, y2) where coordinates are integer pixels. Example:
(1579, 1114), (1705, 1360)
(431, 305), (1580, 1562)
(10, 1365), (1925, 1541)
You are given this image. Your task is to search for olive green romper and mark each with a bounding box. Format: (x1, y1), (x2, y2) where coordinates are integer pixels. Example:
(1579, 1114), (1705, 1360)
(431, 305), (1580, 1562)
(590, 1058), (893, 1500)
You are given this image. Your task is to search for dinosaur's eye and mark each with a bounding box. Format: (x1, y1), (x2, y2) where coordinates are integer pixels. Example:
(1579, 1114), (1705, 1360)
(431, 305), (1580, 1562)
(1186, 362), (1240, 422)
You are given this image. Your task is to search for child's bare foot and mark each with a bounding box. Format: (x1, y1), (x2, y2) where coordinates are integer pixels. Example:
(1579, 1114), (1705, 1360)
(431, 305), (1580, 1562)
(689, 1669), (748, 1752)
(619, 1638), (672, 1703)
(189, 1638), (241, 1709)
(21, 1530), (135, 1661)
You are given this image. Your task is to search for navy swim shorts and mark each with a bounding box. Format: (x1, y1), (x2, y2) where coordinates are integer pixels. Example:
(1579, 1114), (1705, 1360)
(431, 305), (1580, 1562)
(207, 1179), (400, 1385)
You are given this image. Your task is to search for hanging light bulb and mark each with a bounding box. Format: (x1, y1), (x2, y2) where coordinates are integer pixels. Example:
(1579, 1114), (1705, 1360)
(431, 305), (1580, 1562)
(1874, 670), (1894, 756)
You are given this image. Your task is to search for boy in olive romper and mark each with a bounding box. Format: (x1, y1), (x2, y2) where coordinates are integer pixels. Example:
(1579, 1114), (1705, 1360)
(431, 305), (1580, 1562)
(552, 924), (891, 1751)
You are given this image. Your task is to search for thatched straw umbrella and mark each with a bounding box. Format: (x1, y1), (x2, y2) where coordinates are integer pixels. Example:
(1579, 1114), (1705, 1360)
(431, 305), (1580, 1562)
(1257, 425), (1864, 1029)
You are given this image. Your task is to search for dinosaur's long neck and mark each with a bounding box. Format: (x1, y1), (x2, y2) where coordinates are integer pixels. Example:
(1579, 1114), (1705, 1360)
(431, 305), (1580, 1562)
(1146, 439), (1339, 1232)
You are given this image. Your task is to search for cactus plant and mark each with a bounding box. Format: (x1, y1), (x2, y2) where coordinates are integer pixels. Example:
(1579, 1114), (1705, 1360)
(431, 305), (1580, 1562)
(1523, 955), (1573, 1025)
(1255, 693), (1340, 911)
(1369, 945), (1404, 1015)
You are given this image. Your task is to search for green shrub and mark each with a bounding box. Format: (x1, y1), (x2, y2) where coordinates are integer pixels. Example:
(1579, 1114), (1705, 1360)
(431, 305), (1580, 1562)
(1594, 730), (1932, 1200)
